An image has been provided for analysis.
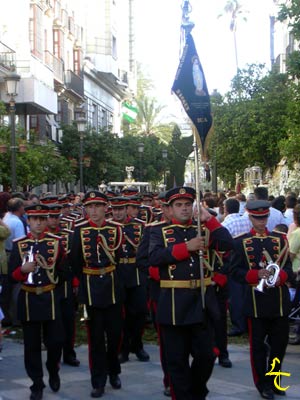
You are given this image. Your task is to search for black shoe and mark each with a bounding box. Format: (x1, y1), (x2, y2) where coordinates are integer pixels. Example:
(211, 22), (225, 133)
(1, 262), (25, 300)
(90, 387), (104, 398)
(163, 386), (171, 397)
(109, 374), (121, 389)
(64, 356), (80, 367)
(49, 373), (60, 392)
(272, 387), (286, 396)
(228, 329), (244, 337)
(30, 390), (43, 400)
(135, 349), (150, 362)
(219, 357), (232, 368)
(259, 388), (274, 399)
(118, 352), (129, 364)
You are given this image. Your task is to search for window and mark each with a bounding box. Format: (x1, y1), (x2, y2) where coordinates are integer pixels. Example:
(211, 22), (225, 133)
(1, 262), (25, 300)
(29, 4), (43, 59)
(112, 35), (117, 59)
(74, 48), (81, 75)
(30, 115), (38, 130)
(92, 103), (98, 128)
(53, 28), (64, 59)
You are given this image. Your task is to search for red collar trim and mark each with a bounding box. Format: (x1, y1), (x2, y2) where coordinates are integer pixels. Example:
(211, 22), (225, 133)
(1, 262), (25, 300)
(171, 218), (193, 226)
(250, 227), (269, 237)
(88, 219), (106, 228)
(28, 232), (46, 240)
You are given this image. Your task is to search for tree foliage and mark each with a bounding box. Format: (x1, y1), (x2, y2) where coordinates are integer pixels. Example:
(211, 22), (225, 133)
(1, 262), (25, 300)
(209, 64), (291, 187)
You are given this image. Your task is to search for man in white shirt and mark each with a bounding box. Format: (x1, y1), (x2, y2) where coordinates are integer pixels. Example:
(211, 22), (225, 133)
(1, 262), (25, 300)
(3, 198), (27, 326)
(4, 198), (26, 252)
(284, 194), (297, 227)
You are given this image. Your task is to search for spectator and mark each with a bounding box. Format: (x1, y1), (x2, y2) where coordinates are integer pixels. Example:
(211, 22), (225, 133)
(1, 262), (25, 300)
(3, 198), (27, 326)
(271, 195), (286, 214)
(236, 193), (247, 215)
(253, 187), (287, 231)
(284, 194), (297, 226)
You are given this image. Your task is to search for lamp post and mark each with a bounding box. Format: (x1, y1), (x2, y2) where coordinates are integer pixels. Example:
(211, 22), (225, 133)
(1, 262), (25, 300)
(76, 117), (87, 193)
(162, 149), (168, 187)
(4, 72), (21, 192)
(137, 142), (144, 182)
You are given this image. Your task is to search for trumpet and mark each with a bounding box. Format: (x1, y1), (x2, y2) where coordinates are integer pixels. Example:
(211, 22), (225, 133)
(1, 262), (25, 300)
(255, 263), (280, 293)
(22, 246), (35, 284)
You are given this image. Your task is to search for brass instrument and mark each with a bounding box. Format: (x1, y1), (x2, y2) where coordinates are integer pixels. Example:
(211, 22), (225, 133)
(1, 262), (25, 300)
(255, 263), (280, 293)
(23, 246), (35, 284)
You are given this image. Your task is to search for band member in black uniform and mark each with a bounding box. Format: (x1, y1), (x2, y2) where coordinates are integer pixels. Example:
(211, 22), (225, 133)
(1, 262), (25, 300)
(230, 200), (294, 400)
(148, 187), (233, 400)
(46, 204), (80, 367)
(110, 196), (149, 363)
(136, 191), (172, 397)
(69, 191), (123, 398)
(8, 204), (66, 400)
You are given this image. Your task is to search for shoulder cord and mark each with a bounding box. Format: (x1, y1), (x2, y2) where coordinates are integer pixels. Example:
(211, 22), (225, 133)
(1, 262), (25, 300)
(97, 231), (123, 265)
(35, 241), (59, 284)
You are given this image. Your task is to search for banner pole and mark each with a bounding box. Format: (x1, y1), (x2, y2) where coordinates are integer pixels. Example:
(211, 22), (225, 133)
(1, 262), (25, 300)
(192, 129), (205, 310)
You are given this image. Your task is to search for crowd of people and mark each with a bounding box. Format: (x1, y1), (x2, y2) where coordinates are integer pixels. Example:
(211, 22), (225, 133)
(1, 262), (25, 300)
(0, 185), (299, 400)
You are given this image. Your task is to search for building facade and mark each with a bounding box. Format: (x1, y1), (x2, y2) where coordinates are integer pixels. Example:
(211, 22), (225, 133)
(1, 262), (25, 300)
(0, 0), (136, 192)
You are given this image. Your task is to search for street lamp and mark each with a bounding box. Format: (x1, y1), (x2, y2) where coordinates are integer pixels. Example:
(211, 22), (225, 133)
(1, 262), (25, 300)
(137, 142), (144, 182)
(76, 116), (86, 193)
(162, 149), (168, 186)
(4, 71), (21, 191)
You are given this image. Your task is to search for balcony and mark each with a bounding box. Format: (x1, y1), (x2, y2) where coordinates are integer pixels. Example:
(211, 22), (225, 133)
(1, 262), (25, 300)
(65, 69), (84, 99)
(0, 41), (16, 71)
(44, 50), (64, 83)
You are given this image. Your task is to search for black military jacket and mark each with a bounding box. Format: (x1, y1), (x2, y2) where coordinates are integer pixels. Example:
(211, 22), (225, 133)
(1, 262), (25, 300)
(47, 227), (75, 299)
(9, 232), (66, 322)
(138, 205), (153, 224)
(230, 228), (293, 318)
(149, 216), (233, 325)
(70, 218), (123, 308)
(136, 222), (162, 303)
(117, 217), (145, 288)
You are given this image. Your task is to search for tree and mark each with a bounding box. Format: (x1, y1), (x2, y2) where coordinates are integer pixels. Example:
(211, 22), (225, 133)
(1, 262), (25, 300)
(0, 119), (73, 190)
(209, 64), (290, 187)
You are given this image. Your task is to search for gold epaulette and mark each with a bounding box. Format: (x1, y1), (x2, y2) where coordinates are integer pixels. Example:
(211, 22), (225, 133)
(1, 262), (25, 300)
(145, 220), (167, 228)
(13, 235), (27, 243)
(106, 220), (123, 227)
(233, 231), (248, 239)
(75, 220), (89, 228)
(133, 217), (145, 225)
(62, 228), (74, 234)
(47, 232), (61, 240)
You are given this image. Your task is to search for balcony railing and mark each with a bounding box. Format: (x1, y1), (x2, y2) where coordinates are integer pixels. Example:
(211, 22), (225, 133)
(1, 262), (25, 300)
(65, 69), (84, 98)
(0, 41), (16, 71)
(44, 50), (64, 83)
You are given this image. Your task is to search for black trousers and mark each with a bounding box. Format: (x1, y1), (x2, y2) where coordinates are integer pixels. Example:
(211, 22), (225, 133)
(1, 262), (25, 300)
(22, 318), (64, 391)
(248, 316), (289, 392)
(213, 286), (229, 359)
(121, 285), (148, 355)
(161, 322), (215, 400)
(86, 303), (122, 389)
(60, 292), (77, 360)
(228, 277), (247, 333)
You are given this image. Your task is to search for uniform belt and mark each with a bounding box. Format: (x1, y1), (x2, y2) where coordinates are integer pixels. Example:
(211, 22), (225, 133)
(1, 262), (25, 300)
(119, 257), (136, 264)
(160, 278), (212, 289)
(83, 265), (115, 275)
(21, 283), (56, 295)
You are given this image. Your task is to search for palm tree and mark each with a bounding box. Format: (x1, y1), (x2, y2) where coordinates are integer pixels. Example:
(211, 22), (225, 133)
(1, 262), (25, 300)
(219, 0), (248, 72)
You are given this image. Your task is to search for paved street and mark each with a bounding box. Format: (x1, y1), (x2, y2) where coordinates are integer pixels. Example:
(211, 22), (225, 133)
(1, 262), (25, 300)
(0, 339), (300, 399)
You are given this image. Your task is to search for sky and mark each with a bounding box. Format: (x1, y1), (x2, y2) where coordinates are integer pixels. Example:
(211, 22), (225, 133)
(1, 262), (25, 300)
(134, 0), (276, 120)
